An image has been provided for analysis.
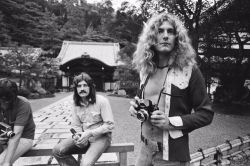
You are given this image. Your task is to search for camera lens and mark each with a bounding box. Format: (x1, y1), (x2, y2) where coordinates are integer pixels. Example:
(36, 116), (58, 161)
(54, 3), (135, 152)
(137, 112), (145, 121)
(6, 131), (15, 138)
(137, 110), (149, 122)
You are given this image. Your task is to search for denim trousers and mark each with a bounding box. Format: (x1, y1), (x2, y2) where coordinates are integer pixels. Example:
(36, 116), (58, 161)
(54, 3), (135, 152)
(135, 143), (190, 166)
(52, 134), (111, 166)
(0, 138), (33, 165)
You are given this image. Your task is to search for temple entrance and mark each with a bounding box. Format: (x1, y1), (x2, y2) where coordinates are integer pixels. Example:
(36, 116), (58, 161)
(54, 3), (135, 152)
(60, 57), (115, 91)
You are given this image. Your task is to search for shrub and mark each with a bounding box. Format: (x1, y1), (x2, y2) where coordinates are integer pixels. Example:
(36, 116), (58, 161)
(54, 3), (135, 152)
(18, 87), (31, 98)
(124, 87), (138, 97)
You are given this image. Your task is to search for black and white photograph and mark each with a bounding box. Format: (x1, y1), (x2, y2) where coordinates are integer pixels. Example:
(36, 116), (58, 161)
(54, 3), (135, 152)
(0, 0), (249, 165)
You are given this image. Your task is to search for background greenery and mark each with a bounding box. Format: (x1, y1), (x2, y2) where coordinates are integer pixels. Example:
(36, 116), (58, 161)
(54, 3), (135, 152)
(0, 0), (249, 103)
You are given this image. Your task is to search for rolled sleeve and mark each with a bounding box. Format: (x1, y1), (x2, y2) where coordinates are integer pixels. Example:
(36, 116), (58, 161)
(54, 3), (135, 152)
(169, 116), (183, 127)
(169, 116), (183, 139)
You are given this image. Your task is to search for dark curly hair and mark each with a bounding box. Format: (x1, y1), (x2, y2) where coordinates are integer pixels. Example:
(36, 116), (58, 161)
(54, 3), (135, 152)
(73, 72), (96, 106)
(0, 78), (18, 106)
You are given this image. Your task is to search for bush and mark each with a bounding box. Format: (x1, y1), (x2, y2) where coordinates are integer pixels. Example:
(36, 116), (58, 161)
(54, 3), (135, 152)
(124, 87), (138, 97)
(46, 86), (56, 94)
(18, 87), (31, 98)
(29, 92), (40, 99)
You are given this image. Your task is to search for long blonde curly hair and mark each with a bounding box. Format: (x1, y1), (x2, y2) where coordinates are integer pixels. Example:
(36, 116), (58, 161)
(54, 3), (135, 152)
(133, 12), (196, 76)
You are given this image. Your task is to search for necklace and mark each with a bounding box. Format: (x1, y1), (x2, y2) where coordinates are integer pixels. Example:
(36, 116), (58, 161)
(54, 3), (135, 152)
(157, 64), (168, 69)
(80, 100), (89, 107)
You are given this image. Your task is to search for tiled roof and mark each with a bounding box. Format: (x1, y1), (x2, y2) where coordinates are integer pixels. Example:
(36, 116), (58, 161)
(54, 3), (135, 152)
(57, 41), (120, 67)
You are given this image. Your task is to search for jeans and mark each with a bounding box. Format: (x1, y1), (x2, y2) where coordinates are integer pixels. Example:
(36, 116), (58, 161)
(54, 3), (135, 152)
(0, 138), (33, 165)
(53, 134), (111, 166)
(135, 143), (190, 166)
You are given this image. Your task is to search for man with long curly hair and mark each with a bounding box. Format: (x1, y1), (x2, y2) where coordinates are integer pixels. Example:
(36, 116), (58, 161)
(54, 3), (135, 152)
(53, 72), (114, 166)
(129, 12), (214, 166)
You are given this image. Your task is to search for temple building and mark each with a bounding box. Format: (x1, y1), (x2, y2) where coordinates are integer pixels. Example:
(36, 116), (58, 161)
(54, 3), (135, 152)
(57, 41), (120, 91)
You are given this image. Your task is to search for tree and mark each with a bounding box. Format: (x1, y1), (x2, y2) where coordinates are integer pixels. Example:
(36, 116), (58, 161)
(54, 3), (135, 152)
(0, 0), (63, 56)
(113, 42), (139, 96)
(0, 11), (11, 46)
(96, 0), (114, 33)
(0, 45), (39, 87)
(199, 0), (250, 102)
(107, 1), (144, 43)
(0, 45), (60, 91)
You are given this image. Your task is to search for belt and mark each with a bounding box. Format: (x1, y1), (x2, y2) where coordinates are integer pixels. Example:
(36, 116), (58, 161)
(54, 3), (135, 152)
(141, 134), (163, 152)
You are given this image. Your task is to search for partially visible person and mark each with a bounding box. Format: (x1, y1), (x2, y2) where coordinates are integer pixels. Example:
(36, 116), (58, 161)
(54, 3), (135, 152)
(0, 78), (35, 166)
(129, 12), (214, 166)
(53, 72), (115, 166)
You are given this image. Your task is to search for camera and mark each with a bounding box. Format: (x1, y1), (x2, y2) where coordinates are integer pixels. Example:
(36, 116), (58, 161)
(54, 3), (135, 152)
(0, 122), (15, 138)
(135, 99), (158, 122)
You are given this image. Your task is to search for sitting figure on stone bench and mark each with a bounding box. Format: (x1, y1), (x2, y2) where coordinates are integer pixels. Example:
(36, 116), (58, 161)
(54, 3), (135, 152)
(0, 79), (35, 166)
(53, 72), (115, 166)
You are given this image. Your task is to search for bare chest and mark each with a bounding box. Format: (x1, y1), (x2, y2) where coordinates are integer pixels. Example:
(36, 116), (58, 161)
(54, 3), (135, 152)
(143, 68), (168, 104)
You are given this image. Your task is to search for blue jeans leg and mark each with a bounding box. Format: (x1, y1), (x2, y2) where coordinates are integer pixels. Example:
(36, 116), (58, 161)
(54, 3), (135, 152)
(52, 137), (89, 166)
(81, 134), (111, 166)
(135, 143), (153, 166)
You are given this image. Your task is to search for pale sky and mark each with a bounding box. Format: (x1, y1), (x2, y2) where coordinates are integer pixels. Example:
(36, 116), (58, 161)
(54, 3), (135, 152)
(86, 0), (140, 10)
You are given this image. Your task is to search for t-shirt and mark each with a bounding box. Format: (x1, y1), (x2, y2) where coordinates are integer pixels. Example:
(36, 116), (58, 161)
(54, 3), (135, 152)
(4, 96), (35, 139)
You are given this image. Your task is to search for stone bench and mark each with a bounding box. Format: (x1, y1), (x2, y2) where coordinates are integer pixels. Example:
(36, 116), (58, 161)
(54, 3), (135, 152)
(16, 143), (134, 166)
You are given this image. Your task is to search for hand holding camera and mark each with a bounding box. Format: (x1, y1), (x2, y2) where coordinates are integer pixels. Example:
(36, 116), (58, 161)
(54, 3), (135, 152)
(129, 96), (140, 117)
(150, 110), (170, 129)
(129, 96), (158, 122)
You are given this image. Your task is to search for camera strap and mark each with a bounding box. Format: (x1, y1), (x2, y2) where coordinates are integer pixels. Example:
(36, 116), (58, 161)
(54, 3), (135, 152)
(138, 73), (151, 99)
(154, 67), (171, 109)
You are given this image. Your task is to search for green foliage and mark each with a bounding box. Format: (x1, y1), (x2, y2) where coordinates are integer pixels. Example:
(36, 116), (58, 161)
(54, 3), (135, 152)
(0, 0), (63, 56)
(0, 11), (11, 46)
(107, 2), (144, 42)
(114, 65), (139, 97)
(0, 45), (60, 89)
(0, 0), (144, 47)
(18, 86), (31, 98)
(198, 0), (250, 101)
(113, 43), (139, 97)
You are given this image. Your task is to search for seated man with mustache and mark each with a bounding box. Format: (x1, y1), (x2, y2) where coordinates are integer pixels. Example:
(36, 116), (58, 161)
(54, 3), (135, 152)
(53, 72), (115, 166)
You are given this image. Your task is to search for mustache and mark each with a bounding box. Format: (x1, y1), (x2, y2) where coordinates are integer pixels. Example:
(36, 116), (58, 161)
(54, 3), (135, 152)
(79, 90), (87, 94)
